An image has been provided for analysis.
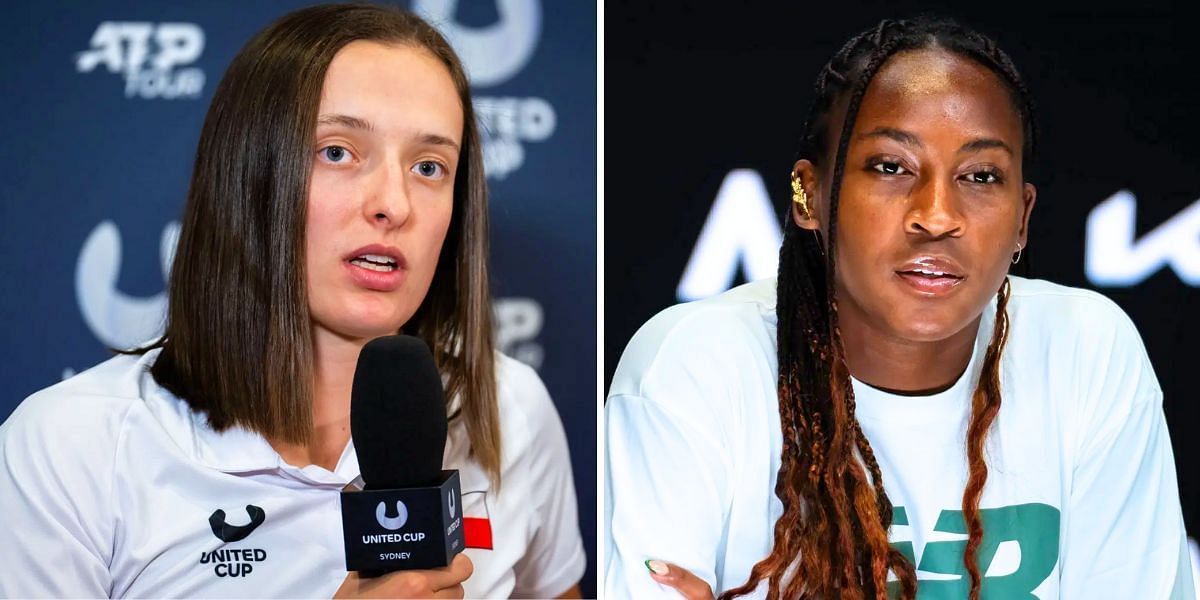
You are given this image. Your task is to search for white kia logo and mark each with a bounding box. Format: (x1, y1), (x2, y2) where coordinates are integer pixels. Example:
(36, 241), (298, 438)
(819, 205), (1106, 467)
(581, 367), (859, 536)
(375, 500), (408, 531)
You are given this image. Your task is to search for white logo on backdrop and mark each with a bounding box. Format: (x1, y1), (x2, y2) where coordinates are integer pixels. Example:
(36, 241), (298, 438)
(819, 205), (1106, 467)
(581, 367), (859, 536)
(1086, 190), (1200, 286)
(677, 169), (783, 301)
(76, 221), (179, 350)
(74, 222), (544, 368)
(415, 0), (555, 180)
(414, 0), (540, 87)
(76, 22), (205, 99)
(493, 298), (544, 369)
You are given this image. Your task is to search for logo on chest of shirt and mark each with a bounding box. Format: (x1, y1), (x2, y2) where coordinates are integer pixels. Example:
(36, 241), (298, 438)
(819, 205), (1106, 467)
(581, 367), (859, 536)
(200, 505), (269, 578)
(887, 503), (1061, 598)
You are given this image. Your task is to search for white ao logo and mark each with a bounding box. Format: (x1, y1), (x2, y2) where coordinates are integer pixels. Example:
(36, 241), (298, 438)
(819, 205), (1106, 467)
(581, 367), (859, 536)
(677, 169), (783, 301)
(415, 0), (555, 180)
(376, 501), (409, 531)
(76, 22), (205, 99)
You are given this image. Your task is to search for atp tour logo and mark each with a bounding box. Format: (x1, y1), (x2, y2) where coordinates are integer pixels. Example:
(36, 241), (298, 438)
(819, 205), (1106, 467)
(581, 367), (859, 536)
(376, 500), (409, 531)
(75, 22), (206, 99)
(415, 0), (555, 180)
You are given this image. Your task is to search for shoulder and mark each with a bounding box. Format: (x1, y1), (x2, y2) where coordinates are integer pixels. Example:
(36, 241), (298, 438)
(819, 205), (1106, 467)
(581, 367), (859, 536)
(3, 353), (153, 453)
(610, 278), (778, 399)
(0, 353), (159, 527)
(1006, 277), (1151, 376)
(1004, 278), (1160, 446)
(1008, 276), (1137, 343)
(495, 353), (557, 431)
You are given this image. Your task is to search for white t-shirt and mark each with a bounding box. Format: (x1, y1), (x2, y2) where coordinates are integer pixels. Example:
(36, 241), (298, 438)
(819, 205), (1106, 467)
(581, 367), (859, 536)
(0, 349), (585, 598)
(605, 276), (1193, 599)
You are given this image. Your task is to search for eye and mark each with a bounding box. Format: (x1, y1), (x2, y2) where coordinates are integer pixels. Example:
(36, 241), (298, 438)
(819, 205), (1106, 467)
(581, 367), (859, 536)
(318, 145), (354, 164)
(871, 161), (908, 176)
(413, 160), (446, 179)
(966, 170), (1002, 184)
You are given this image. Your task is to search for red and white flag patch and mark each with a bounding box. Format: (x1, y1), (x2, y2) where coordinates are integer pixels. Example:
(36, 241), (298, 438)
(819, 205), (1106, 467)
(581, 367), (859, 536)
(462, 490), (493, 550)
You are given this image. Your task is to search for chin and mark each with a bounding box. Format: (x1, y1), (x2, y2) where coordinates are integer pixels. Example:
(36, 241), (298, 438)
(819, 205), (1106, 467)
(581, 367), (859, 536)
(887, 311), (967, 343)
(320, 307), (413, 341)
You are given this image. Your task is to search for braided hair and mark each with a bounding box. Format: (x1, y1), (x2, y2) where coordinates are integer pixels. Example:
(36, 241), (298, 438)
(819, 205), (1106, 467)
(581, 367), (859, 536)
(720, 17), (1036, 600)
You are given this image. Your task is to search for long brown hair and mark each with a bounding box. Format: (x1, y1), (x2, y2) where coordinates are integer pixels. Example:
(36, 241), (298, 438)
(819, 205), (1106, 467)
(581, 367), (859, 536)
(721, 17), (1036, 600)
(134, 4), (502, 482)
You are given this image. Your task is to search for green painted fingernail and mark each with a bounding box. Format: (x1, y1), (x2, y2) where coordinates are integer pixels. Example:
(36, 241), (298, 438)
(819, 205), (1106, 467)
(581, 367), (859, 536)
(645, 559), (669, 575)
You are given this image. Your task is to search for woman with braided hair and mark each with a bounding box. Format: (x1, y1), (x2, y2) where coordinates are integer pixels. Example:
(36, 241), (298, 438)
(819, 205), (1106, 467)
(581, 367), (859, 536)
(605, 16), (1193, 600)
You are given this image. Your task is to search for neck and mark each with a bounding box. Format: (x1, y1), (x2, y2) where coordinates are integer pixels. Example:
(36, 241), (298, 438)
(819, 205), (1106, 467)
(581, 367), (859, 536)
(838, 308), (980, 396)
(270, 326), (366, 471)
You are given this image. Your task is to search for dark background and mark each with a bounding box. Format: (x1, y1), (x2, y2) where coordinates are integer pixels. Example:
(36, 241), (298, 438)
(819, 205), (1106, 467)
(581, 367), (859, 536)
(0, 1), (595, 596)
(605, 0), (1198, 571)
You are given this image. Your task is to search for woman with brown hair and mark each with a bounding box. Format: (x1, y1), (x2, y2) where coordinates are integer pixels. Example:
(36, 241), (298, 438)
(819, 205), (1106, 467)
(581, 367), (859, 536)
(605, 16), (1192, 600)
(0, 4), (583, 598)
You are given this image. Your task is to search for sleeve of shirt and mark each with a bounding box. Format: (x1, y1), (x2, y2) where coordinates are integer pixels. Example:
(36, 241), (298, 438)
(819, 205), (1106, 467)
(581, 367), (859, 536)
(1059, 307), (1195, 599)
(507, 361), (587, 599)
(604, 305), (748, 599)
(0, 390), (124, 598)
(605, 393), (731, 599)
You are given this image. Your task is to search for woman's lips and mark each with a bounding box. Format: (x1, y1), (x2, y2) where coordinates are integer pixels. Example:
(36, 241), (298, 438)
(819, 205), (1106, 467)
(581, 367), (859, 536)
(344, 260), (406, 291)
(894, 270), (965, 296)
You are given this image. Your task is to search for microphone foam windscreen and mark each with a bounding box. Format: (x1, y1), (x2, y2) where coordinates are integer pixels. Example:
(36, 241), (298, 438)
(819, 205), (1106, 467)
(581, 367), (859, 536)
(351, 335), (448, 490)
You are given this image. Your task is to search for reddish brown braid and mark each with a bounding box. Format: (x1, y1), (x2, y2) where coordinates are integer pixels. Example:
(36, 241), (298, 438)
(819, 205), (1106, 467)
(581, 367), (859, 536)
(719, 16), (1035, 600)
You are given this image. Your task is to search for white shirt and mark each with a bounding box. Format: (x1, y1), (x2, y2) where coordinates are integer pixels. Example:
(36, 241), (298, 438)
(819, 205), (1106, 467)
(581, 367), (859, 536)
(0, 349), (585, 598)
(605, 276), (1193, 599)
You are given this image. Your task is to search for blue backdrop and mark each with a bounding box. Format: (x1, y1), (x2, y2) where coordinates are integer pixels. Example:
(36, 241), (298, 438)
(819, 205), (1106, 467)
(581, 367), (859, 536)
(1, 0), (596, 596)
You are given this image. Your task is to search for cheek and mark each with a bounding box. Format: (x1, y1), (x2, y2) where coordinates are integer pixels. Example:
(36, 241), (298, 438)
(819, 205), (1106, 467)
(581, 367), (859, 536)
(412, 194), (455, 274)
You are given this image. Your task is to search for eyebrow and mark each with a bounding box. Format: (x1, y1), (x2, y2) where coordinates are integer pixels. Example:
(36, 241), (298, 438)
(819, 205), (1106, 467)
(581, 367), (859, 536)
(859, 127), (922, 148)
(418, 133), (461, 153)
(858, 127), (1013, 155)
(317, 113), (373, 132)
(958, 138), (1013, 156)
(316, 113), (460, 153)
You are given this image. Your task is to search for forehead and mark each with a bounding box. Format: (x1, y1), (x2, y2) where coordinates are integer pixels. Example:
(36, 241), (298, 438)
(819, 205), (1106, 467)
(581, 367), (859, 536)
(318, 40), (463, 140)
(855, 47), (1023, 147)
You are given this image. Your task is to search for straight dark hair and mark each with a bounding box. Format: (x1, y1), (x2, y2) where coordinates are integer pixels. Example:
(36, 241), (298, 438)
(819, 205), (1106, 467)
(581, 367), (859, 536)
(133, 3), (501, 482)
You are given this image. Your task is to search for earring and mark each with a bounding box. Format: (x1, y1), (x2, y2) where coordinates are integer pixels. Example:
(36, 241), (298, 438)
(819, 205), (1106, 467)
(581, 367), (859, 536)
(1012, 243), (1023, 265)
(791, 173), (811, 219)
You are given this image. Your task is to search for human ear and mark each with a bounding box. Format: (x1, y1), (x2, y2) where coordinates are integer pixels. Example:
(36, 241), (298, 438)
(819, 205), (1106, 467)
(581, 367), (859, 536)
(791, 159), (822, 231)
(1018, 182), (1037, 248)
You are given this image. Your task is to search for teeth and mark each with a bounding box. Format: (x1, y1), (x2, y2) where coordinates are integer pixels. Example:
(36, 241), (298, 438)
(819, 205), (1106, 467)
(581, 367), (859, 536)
(910, 268), (949, 277)
(350, 258), (396, 272)
(358, 254), (396, 265)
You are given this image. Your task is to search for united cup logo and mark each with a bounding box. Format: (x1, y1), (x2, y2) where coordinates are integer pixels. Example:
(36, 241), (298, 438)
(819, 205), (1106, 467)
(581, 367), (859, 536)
(375, 501), (409, 531)
(449, 492), (457, 519)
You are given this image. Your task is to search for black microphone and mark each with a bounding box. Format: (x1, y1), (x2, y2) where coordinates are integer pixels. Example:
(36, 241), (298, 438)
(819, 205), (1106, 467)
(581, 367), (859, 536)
(340, 335), (465, 573)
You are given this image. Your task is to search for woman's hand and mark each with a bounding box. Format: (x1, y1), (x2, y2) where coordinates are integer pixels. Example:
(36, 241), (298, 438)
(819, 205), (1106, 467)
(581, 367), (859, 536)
(646, 559), (715, 600)
(334, 553), (473, 598)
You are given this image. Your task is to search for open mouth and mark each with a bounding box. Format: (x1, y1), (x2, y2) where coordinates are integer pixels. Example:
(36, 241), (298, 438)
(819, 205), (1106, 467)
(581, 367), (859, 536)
(894, 257), (966, 295)
(349, 253), (398, 272)
(896, 267), (963, 281)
